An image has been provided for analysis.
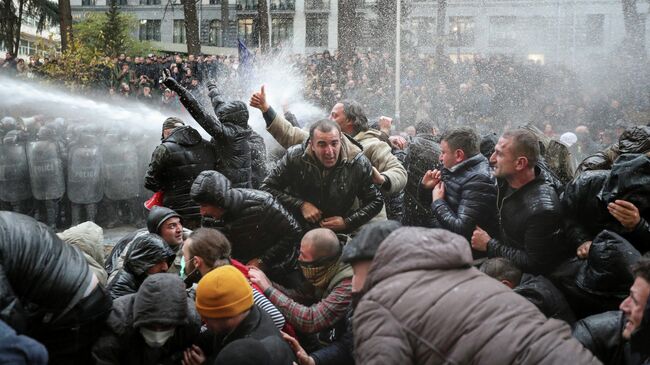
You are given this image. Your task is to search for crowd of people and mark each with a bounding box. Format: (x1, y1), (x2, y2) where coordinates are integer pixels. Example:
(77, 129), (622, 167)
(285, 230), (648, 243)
(1, 47), (650, 365)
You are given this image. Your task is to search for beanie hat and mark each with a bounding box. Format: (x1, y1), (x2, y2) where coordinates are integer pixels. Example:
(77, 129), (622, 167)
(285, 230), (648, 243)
(162, 117), (185, 133)
(560, 132), (577, 147)
(341, 220), (402, 264)
(134, 274), (188, 328)
(190, 170), (232, 207)
(195, 265), (253, 319)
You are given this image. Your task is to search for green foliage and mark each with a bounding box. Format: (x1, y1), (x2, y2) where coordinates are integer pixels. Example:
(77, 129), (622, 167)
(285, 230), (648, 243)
(73, 10), (152, 56)
(39, 37), (112, 90)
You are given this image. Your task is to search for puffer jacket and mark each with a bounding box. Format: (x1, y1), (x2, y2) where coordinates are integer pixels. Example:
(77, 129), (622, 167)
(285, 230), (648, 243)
(249, 130), (269, 189)
(573, 301), (650, 365)
(0, 212), (93, 332)
(144, 126), (217, 223)
(353, 227), (601, 365)
(562, 155), (650, 253)
(577, 126), (650, 174)
(191, 170), (302, 276)
(515, 274), (576, 326)
(107, 234), (175, 300)
(403, 133), (440, 226)
(552, 230), (640, 319)
(263, 107), (407, 196)
(261, 135), (383, 233)
(163, 78), (252, 188)
(58, 222), (109, 286)
(419, 154), (498, 250)
(487, 167), (571, 274)
(92, 274), (202, 365)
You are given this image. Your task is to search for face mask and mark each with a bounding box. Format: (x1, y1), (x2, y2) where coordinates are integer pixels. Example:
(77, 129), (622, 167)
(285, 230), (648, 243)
(183, 267), (202, 288)
(139, 327), (175, 348)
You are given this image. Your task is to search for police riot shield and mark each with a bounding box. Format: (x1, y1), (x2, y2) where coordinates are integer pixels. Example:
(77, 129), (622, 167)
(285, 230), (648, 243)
(27, 140), (65, 200)
(0, 144), (32, 202)
(67, 144), (104, 204)
(103, 141), (140, 200)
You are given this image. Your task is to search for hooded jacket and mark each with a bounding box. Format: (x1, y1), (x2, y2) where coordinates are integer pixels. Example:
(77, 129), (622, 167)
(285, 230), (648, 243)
(577, 126), (650, 174)
(163, 78), (252, 188)
(261, 135), (383, 233)
(0, 212), (93, 332)
(403, 133), (440, 226)
(93, 274), (202, 365)
(191, 170), (302, 275)
(144, 126), (217, 223)
(354, 227), (602, 365)
(58, 222), (108, 286)
(107, 234), (175, 300)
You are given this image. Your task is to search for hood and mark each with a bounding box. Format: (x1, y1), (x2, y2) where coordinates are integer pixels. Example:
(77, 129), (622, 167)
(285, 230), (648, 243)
(598, 154), (650, 211)
(216, 101), (249, 128)
(447, 153), (487, 173)
(303, 133), (364, 165)
(147, 206), (182, 234)
(353, 128), (383, 142)
(190, 170), (236, 208)
(125, 233), (176, 276)
(133, 273), (188, 328)
(341, 220), (402, 263)
(364, 227), (473, 292)
(57, 221), (105, 266)
(164, 125), (202, 146)
(618, 126), (650, 154)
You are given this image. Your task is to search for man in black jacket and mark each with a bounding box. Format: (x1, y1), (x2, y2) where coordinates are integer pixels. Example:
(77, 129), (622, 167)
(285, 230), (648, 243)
(191, 170), (302, 284)
(471, 129), (571, 274)
(261, 119), (383, 234)
(144, 118), (217, 229)
(0, 212), (112, 365)
(419, 127), (498, 256)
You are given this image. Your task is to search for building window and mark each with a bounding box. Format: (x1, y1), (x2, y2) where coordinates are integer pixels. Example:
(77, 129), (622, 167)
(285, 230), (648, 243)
(173, 20), (186, 44)
(271, 17), (293, 46)
(19, 40), (37, 56)
(489, 16), (516, 47)
(209, 19), (223, 46)
(448, 16), (475, 47)
(81, 0), (95, 6)
(584, 14), (604, 46)
(117, 0), (128, 5)
(305, 0), (328, 10)
(140, 0), (160, 5)
(209, 0), (219, 4)
(270, 0), (294, 10)
(306, 15), (328, 47)
(139, 19), (161, 41)
(237, 0), (255, 10)
(409, 17), (435, 47)
(238, 18), (257, 47)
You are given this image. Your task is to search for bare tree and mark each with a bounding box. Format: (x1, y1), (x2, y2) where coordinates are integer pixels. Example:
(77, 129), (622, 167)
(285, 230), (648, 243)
(58, 0), (72, 51)
(182, 0), (201, 55)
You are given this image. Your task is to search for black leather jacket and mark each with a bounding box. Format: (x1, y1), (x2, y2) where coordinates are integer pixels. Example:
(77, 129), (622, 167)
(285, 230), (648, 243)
(403, 133), (440, 227)
(261, 137), (383, 233)
(487, 167), (571, 274)
(144, 126), (217, 222)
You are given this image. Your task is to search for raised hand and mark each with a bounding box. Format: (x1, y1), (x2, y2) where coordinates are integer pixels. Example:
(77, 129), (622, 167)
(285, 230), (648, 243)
(249, 85), (270, 112)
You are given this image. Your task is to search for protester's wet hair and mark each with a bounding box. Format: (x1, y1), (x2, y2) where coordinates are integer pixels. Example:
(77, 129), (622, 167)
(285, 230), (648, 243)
(188, 228), (231, 268)
(442, 127), (480, 157)
(632, 253), (650, 283)
(502, 129), (540, 167)
(309, 119), (341, 140)
(480, 258), (523, 286)
(415, 121), (435, 135)
(341, 100), (368, 134)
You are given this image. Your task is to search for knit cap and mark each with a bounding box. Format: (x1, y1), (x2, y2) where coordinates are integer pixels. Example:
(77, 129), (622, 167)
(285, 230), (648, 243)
(195, 265), (253, 319)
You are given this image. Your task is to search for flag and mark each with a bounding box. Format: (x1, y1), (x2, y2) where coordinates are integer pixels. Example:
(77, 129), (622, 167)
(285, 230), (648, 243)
(238, 38), (254, 79)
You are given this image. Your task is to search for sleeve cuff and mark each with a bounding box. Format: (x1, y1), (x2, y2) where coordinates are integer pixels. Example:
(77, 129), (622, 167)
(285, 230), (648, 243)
(263, 106), (277, 127)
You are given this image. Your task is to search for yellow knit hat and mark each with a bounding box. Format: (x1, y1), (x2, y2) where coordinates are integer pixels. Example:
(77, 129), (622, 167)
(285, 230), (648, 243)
(195, 265), (254, 319)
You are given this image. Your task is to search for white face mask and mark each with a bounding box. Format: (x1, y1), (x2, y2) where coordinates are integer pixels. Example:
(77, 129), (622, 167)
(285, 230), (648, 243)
(139, 327), (175, 348)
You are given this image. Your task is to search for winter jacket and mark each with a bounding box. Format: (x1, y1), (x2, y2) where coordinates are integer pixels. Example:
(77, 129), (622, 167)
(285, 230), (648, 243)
(261, 135), (383, 233)
(487, 167), (571, 274)
(0, 320), (48, 365)
(0, 212), (93, 332)
(419, 154), (498, 252)
(403, 133), (440, 226)
(92, 274), (202, 365)
(191, 170), (302, 276)
(163, 78), (253, 188)
(515, 274), (576, 326)
(310, 306), (354, 365)
(562, 155), (650, 253)
(577, 126), (650, 174)
(107, 234), (176, 300)
(262, 107), (407, 196)
(354, 227), (602, 365)
(573, 303), (650, 365)
(249, 130), (269, 189)
(144, 126), (217, 224)
(58, 222), (108, 286)
(552, 230), (641, 319)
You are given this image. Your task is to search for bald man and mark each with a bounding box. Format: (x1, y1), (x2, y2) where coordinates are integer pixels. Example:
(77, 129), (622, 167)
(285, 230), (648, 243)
(250, 228), (353, 337)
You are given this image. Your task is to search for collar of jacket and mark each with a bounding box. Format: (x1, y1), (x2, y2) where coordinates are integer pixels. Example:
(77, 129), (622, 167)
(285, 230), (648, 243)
(222, 305), (260, 346)
(496, 165), (545, 198)
(446, 154), (486, 174)
(353, 128), (383, 143)
(302, 133), (363, 166)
